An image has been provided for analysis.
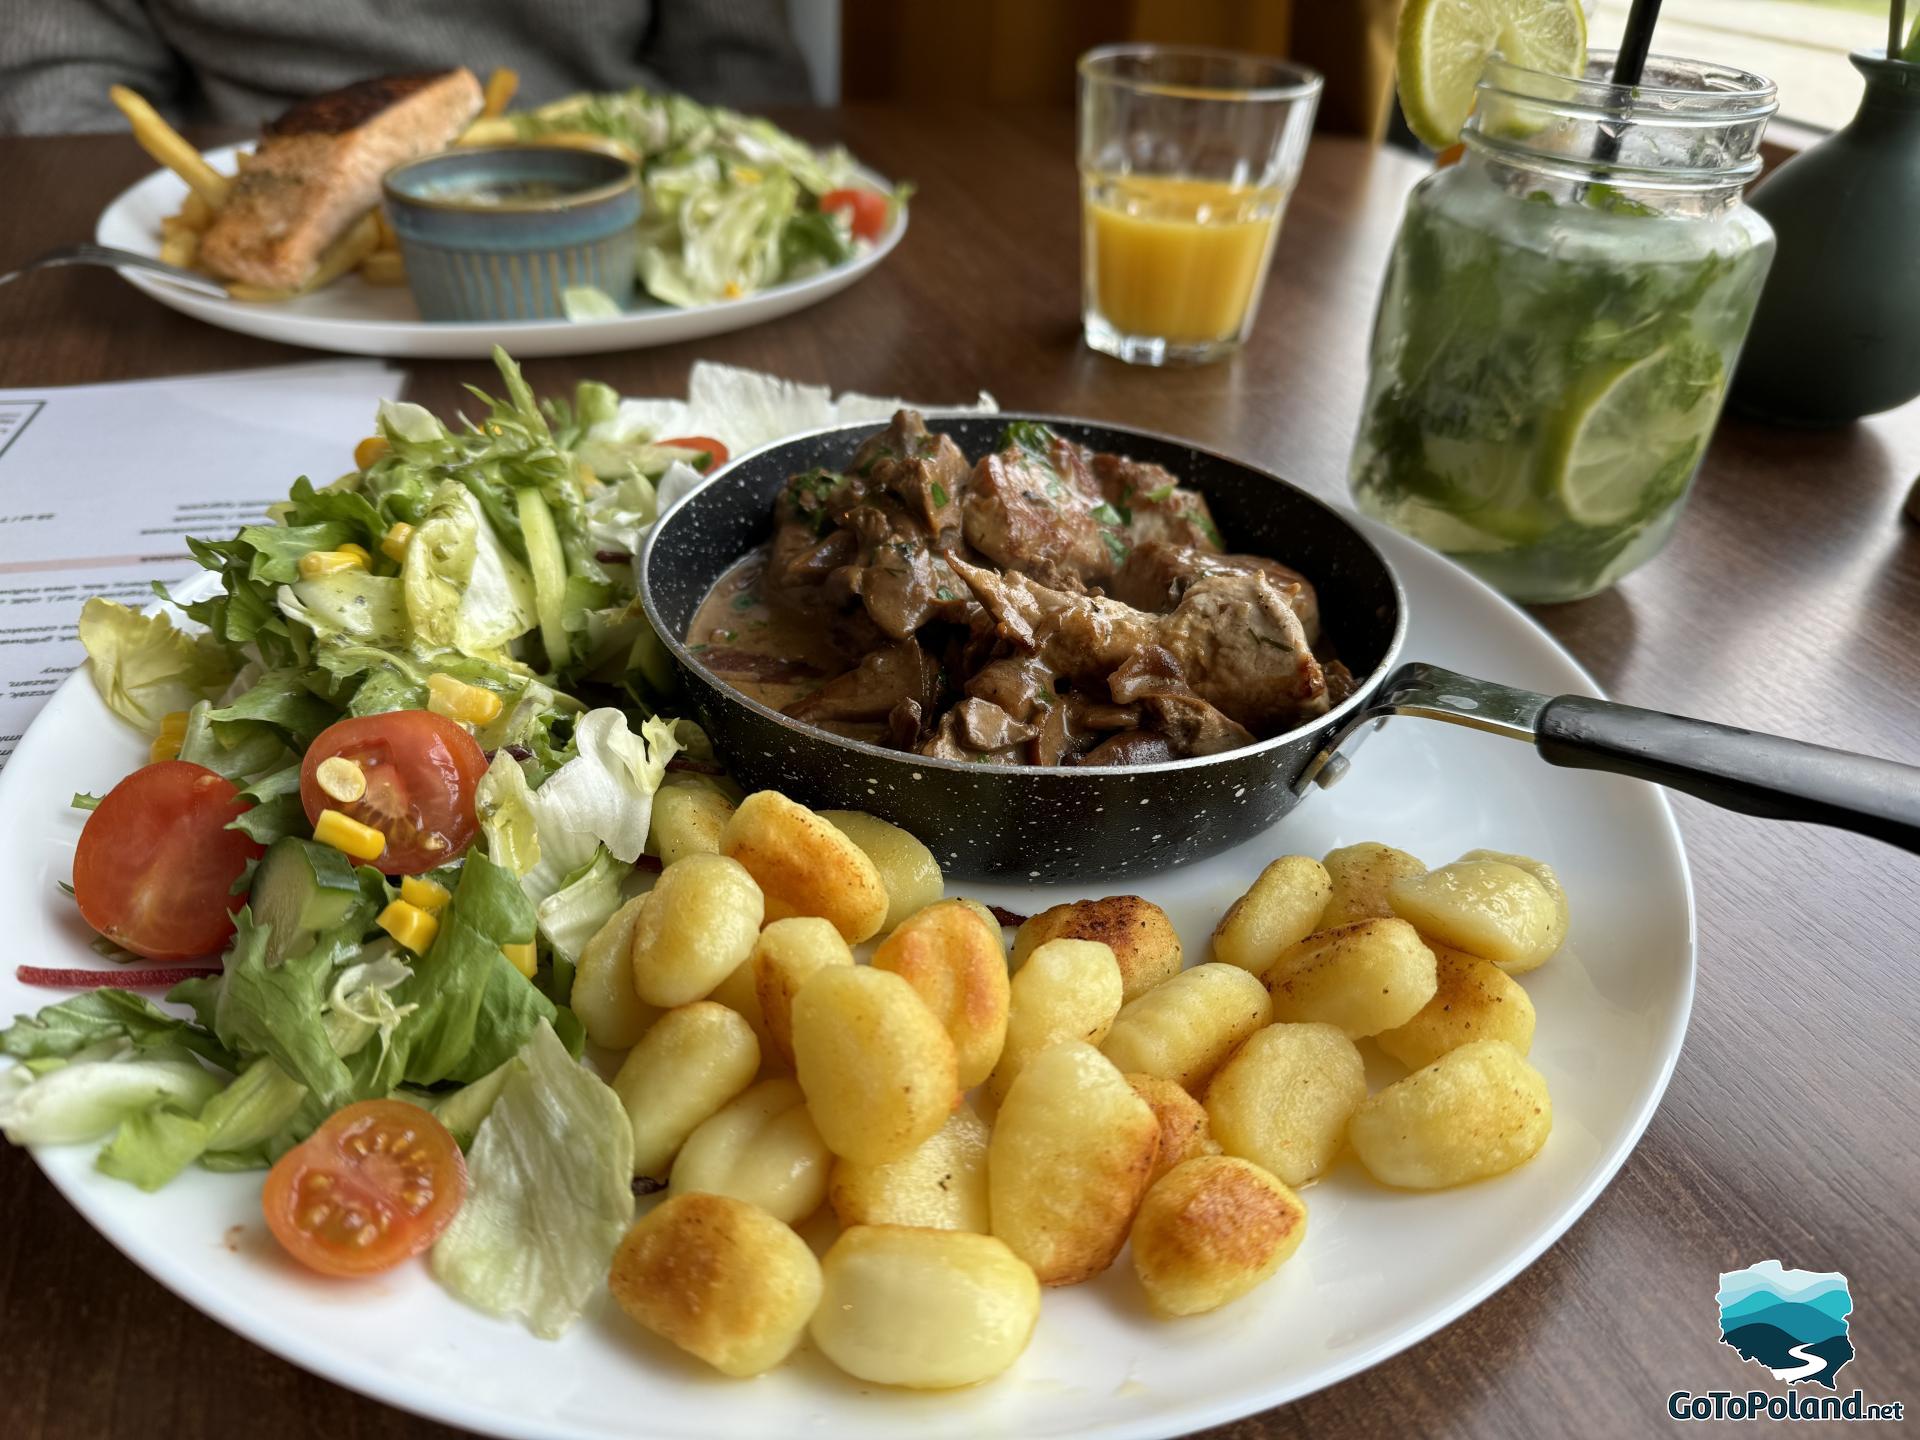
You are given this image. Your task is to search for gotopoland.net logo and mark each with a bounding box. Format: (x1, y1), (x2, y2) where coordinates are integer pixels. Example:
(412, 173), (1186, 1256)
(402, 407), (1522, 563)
(1667, 1261), (1906, 1423)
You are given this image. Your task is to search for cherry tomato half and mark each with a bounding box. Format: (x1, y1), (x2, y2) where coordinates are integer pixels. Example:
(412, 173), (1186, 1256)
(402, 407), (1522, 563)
(262, 1100), (467, 1277)
(659, 435), (730, 472)
(73, 760), (264, 961)
(299, 712), (487, 875)
(820, 187), (889, 242)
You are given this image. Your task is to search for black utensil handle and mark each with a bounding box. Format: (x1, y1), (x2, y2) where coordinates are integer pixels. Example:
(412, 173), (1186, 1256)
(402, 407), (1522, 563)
(1537, 695), (1920, 854)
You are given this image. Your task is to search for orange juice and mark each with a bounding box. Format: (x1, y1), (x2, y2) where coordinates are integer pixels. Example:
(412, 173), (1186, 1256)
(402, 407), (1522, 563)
(1082, 174), (1288, 347)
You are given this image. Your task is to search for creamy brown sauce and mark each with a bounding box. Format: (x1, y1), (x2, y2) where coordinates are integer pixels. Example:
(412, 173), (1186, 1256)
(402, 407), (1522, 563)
(687, 549), (849, 711)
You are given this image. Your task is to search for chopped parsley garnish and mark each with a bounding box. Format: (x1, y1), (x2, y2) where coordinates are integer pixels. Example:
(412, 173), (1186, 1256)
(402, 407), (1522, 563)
(930, 481), (950, 507)
(731, 590), (761, 610)
(1197, 514), (1224, 548)
(1100, 531), (1130, 566)
(935, 586), (955, 601)
(1091, 501), (1131, 527)
(688, 642), (709, 652)
(1143, 483), (1177, 503)
(1002, 420), (1058, 457)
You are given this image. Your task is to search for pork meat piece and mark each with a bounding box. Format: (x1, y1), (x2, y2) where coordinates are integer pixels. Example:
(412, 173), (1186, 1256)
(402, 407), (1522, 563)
(962, 423), (1120, 588)
(851, 410), (971, 536)
(1090, 453), (1223, 555)
(1114, 540), (1322, 643)
(200, 70), (483, 289)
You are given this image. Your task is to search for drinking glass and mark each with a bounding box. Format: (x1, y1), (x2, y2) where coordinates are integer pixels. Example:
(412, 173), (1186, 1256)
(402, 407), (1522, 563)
(1077, 45), (1322, 366)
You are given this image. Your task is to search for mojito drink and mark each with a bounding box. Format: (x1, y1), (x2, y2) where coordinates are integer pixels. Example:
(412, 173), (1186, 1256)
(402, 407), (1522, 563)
(1350, 162), (1774, 603)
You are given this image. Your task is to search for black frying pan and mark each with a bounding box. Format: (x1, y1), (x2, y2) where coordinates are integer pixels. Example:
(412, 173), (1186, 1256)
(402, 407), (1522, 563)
(639, 415), (1920, 882)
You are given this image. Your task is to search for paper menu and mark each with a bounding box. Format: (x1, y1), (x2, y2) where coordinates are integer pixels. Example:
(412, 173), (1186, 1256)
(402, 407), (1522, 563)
(0, 361), (401, 767)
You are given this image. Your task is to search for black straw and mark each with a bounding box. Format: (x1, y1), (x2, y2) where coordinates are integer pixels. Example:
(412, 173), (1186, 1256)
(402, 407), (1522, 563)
(1611, 0), (1663, 87)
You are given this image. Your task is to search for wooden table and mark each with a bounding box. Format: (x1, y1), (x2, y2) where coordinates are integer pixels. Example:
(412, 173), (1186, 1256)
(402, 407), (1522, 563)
(3, 108), (1917, 1440)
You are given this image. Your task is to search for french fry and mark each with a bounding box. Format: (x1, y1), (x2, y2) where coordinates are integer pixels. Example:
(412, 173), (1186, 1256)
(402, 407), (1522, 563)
(181, 192), (214, 229)
(109, 85), (231, 208)
(373, 210), (398, 251)
(158, 231), (200, 268)
(359, 249), (407, 286)
(481, 68), (519, 118)
(226, 212), (380, 302)
(458, 116), (519, 146)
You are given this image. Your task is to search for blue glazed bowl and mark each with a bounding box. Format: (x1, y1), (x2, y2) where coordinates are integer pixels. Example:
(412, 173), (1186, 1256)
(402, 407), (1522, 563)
(382, 145), (640, 322)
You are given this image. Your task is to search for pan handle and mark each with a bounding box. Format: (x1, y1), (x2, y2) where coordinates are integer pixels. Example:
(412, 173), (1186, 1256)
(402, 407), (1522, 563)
(1306, 663), (1920, 855)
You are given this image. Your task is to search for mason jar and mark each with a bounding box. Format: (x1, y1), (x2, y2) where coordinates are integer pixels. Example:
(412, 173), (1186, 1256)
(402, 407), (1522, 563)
(1349, 53), (1778, 603)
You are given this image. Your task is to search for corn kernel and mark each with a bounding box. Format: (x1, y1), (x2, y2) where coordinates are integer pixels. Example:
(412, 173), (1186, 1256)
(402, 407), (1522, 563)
(337, 542), (373, 568)
(426, 673), (503, 726)
(380, 522), (414, 563)
(400, 874), (452, 913)
(354, 435), (390, 470)
(502, 941), (537, 978)
(149, 710), (190, 763)
(297, 549), (367, 580)
(378, 900), (439, 954)
(314, 808), (387, 862)
(314, 756), (366, 803)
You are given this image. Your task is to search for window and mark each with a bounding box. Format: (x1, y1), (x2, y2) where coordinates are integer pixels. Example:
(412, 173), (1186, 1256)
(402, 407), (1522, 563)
(1589, 0), (1882, 130)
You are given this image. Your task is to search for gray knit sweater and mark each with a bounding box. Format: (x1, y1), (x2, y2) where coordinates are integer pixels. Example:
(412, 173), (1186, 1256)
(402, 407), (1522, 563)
(0, 0), (812, 134)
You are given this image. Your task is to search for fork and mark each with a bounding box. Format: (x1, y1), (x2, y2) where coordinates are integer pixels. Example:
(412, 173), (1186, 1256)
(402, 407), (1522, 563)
(0, 242), (230, 299)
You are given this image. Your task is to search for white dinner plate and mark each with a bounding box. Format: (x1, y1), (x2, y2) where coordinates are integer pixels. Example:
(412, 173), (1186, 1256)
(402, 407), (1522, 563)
(0, 519), (1694, 1439)
(94, 145), (906, 358)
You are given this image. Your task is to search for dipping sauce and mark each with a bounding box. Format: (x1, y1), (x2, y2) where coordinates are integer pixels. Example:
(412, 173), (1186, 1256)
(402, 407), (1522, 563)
(1081, 174), (1289, 345)
(419, 178), (580, 206)
(686, 550), (843, 713)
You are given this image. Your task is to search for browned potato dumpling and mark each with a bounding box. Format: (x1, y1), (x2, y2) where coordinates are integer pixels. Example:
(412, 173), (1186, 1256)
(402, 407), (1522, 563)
(1099, 962), (1272, 1094)
(1263, 919), (1437, 1038)
(1457, 849), (1570, 973)
(988, 1040), (1160, 1286)
(1348, 1039), (1552, 1189)
(668, 1077), (832, 1225)
(1126, 1072), (1221, 1186)
(830, 1102), (991, 1233)
(751, 917), (854, 1069)
(704, 952), (778, 1065)
(872, 900), (1010, 1089)
(722, 791), (888, 942)
(820, 810), (944, 935)
(571, 894), (660, 1050)
(609, 1192), (821, 1377)
(793, 965), (957, 1165)
(811, 1226), (1040, 1388)
(1204, 1022), (1365, 1187)
(1012, 896), (1182, 1002)
(648, 784), (734, 866)
(1129, 1155), (1307, 1316)
(1375, 943), (1537, 1071)
(629, 853), (763, 1007)
(1388, 859), (1560, 972)
(986, 938), (1123, 1104)
(611, 1001), (761, 1179)
(1210, 857), (1332, 973)
(1319, 842), (1426, 928)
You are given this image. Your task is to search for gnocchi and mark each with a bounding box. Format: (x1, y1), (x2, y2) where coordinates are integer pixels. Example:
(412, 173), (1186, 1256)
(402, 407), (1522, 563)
(609, 1192), (821, 1377)
(1319, 842), (1426, 928)
(1099, 962), (1272, 1093)
(1375, 943), (1536, 1071)
(1387, 859), (1561, 972)
(751, 916), (855, 1069)
(872, 901), (1010, 1089)
(571, 894), (660, 1050)
(792, 965), (958, 1165)
(986, 938), (1123, 1105)
(722, 791), (889, 942)
(820, 810), (944, 934)
(1013, 895), (1182, 1002)
(611, 1001), (761, 1179)
(629, 853), (764, 1007)
(1204, 1022), (1366, 1187)
(1262, 919), (1437, 1038)
(668, 1077), (832, 1224)
(648, 783), (734, 866)
(1457, 849), (1570, 973)
(1129, 1156), (1308, 1316)
(704, 952), (778, 1064)
(988, 1041), (1160, 1286)
(829, 1102), (992, 1233)
(1210, 857), (1332, 973)
(1125, 1072), (1221, 1186)
(811, 1226), (1040, 1388)
(1348, 1039), (1552, 1189)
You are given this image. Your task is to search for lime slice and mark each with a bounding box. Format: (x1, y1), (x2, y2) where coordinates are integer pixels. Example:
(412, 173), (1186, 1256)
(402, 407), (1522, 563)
(1547, 345), (1725, 527)
(1396, 0), (1587, 151)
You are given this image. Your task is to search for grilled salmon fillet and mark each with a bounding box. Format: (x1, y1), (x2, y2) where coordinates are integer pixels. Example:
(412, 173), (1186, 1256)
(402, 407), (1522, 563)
(198, 69), (483, 290)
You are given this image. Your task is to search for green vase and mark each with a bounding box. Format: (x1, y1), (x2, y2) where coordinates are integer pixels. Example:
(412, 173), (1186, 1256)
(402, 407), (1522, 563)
(1730, 50), (1920, 426)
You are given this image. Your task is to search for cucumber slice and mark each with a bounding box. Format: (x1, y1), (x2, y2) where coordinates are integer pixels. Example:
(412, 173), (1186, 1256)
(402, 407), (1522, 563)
(517, 487), (572, 668)
(252, 838), (365, 964)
